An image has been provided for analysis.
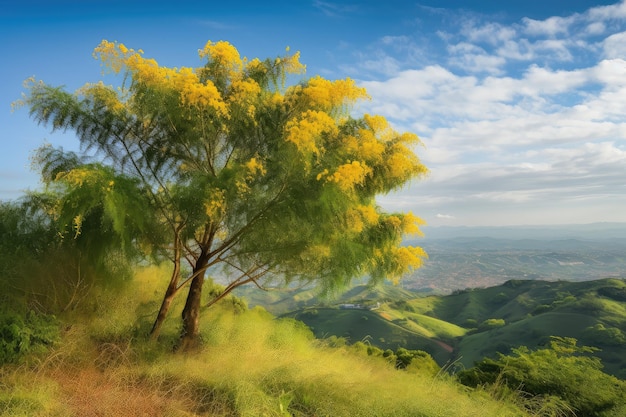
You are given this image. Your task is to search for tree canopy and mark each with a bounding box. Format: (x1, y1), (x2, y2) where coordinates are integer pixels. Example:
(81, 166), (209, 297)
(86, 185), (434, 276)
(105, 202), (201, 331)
(21, 40), (428, 348)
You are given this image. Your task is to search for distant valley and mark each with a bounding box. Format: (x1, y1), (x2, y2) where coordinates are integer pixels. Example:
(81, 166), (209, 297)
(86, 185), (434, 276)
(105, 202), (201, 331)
(402, 222), (626, 293)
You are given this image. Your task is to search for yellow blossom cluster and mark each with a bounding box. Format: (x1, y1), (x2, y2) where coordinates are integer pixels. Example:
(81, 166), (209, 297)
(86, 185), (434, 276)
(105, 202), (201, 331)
(245, 57), (266, 74)
(55, 168), (99, 187)
(180, 78), (228, 115)
(229, 79), (262, 118)
(345, 204), (380, 233)
(301, 76), (368, 111)
(235, 179), (250, 195)
(54, 168), (116, 195)
(79, 81), (125, 113)
(204, 189), (226, 219)
(343, 132), (385, 163)
(244, 157), (266, 177)
(385, 149), (421, 180)
(73, 214), (83, 238)
(389, 246), (428, 283)
(400, 212), (425, 236)
(325, 160), (372, 191)
(93, 40), (139, 74)
(285, 110), (338, 155)
(199, 41), (243, 77)
(383, 213), (425, 235)
(235, 157), (267, 195)
(93, 40), (229, 117)
(280, 50), (306, 75)
(363, 114), (394, 142)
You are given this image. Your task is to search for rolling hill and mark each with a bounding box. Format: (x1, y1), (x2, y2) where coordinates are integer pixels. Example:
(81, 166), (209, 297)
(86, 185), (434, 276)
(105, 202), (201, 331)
(238, 278), (626, 378)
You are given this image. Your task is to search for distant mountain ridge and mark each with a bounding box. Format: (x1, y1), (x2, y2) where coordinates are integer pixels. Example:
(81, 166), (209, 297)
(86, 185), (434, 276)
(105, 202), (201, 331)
(399, 222), (626, 292)
(418, 222), (626, 241)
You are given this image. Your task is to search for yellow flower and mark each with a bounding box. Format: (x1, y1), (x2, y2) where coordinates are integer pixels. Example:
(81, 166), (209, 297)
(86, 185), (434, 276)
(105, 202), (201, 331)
(389, 246), (428, 283)
(204, 189), (226, 218)
(401, 212), (425, 236)
(199, 40), (243, 76)
(245, 157), (266, 175)
(301, 76), (368, 111)
(79, 81), (125, 113)
(326, 160), (372, 191)
(73, 214), (83, 238)
(285, 110), (338, 155)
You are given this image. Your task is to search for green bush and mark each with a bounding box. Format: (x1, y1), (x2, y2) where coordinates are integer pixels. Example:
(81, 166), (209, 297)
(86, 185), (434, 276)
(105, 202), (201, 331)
(583, 324), (626, 346)
(597, 285), (626, 302)
(479, 318), (505, 331)
(457, 337), (626, 417)
(0, 310), (60, 364)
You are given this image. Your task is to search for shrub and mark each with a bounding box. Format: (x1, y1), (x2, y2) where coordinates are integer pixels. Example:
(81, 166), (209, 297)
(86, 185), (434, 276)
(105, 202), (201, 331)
(597, 286), (626, 302)
(0, 310), (60, 364)
(583, 324), (626, 346)
(478, 318), (505, 331)
(457, 337), (626, 417)
(395, 348), (440, 376)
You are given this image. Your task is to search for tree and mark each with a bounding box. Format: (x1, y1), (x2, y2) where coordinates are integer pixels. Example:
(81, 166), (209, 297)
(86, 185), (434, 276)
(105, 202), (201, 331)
(21, 40), (428, 349)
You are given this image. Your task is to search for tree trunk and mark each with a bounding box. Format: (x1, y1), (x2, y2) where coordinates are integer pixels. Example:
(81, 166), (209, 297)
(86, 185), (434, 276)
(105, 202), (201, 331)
(149, 277), (178, 340)
(150, 230), (182, 340)
(178, 253), (209, 351)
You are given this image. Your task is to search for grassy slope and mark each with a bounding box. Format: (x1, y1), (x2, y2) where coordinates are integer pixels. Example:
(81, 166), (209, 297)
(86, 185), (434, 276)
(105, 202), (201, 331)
(285, 308), (453, 364)
(0, 266), (527, 417)
(271, 278), (626, 378)
(408, 278), (626, 377)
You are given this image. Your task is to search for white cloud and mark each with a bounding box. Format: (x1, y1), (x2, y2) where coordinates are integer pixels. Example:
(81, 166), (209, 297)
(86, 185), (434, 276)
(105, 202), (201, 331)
(355, 2), (626, 226)
(461, 22), (517, 45)
(603, 32), (626, 58)
(522, 16), (576, 36)
(447, 42), (506, 74)
(587, 0), (626, 21)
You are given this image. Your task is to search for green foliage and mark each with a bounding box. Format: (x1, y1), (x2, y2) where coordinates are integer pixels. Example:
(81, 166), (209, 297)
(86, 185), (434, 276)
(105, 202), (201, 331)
(583, 324), (626, 346)
(597, 285), (626, 302)
(394, 347), (439, 374)
(0, 310), (59, 364)
(0, 194), (137, 314)
(457, 337), (626, 417)
(479, 318), (506, 331)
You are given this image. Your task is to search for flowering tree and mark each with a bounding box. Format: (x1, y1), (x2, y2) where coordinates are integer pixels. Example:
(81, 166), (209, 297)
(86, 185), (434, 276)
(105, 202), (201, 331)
(23, 40), (428, 349)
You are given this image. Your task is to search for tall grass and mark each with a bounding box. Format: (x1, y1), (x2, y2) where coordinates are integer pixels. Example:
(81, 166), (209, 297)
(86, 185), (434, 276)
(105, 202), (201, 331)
(1, 265), (529, 416)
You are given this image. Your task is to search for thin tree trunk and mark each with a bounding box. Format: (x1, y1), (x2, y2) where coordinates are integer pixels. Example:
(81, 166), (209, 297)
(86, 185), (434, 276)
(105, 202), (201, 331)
(150, 229), (182, 340)
(178, 252), (209, 351)
(149, 270), (179, 339)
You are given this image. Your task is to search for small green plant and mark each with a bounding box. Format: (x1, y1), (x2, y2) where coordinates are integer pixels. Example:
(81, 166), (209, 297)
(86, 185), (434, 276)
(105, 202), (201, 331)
(0, 310), (59, 364)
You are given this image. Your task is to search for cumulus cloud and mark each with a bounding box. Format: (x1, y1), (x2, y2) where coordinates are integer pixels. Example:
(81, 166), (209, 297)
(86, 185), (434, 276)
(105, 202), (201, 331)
(356, 2), (626, 225)
(603, 32), (626, 58)
(522, 16), (576, 36)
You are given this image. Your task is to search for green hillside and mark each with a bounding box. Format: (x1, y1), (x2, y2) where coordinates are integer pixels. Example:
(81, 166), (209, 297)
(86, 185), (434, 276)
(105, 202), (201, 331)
(234, 282), (418, 315)
(284, 308), (453, 364)
(277, 278), (626, 378)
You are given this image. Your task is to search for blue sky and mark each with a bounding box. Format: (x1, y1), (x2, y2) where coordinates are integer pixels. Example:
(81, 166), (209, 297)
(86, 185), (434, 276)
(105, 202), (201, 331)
(2, 0), (625, 227)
